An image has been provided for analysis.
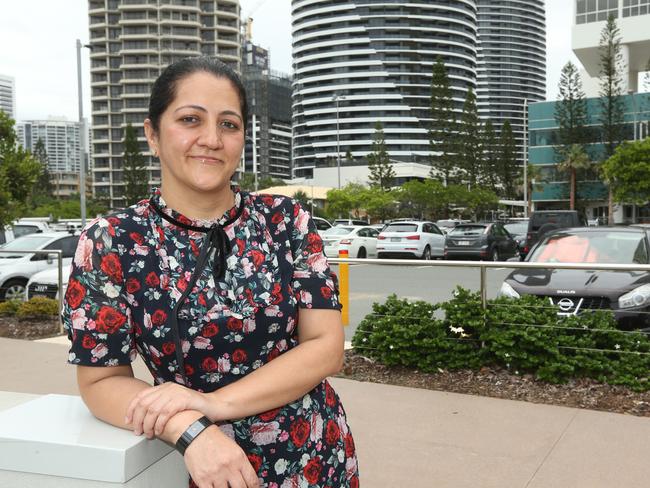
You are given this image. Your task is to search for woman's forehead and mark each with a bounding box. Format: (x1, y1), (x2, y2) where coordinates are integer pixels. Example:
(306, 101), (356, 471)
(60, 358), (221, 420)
(171, 72), (241, 112)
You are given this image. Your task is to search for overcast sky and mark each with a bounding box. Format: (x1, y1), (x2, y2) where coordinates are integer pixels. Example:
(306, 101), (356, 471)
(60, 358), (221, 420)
(1, 0), (578, 121)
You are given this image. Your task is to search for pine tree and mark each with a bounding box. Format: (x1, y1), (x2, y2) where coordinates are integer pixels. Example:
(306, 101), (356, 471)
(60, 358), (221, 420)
(32, 138), (54, 201)
(481, 119), (499, 192)
(598, 14), (625, 223)
(367, 121), (395, 190)
(345, 150), (354, 166)
(555, 61), (589, 156)
(498, 120), (519, 199)
(428, 57), (456, 185)
(122, 123), (149, 206)
(456, 88), (482, 188)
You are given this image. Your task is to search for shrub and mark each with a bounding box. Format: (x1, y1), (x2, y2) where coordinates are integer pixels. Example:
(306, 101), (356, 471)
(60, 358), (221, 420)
(0, 300), (22, 316)
(16, 297), (59, 318)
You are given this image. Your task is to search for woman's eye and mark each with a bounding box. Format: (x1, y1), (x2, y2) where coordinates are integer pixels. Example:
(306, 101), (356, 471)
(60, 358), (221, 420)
(221, 120), (240, 130)
(181, 115), (199, 124)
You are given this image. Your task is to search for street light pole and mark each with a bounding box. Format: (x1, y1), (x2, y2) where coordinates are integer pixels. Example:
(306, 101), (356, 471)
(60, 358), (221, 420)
(76, 39), (89, 227)
(523, 98), (528, 218)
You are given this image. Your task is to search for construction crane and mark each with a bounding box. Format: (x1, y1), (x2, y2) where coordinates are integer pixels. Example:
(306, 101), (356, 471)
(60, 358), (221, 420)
(243, 0), (271, 41)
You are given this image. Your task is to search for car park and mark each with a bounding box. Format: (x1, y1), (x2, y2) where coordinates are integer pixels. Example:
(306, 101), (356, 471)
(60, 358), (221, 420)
(377, 221), (445, 260)
(321, 225), (379, 259)
(0, 232), (79, 301)
(522, 210), (586, 258)
(499, 226), (650, 331)
(445, 222), (518, 261)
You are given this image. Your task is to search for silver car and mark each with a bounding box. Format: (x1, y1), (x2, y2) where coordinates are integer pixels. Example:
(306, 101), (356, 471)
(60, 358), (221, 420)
(376, 221), (445, 260)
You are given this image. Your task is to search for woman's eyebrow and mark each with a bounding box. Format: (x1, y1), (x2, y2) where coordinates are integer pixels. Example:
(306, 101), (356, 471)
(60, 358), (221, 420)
(173, 105), (242, 122)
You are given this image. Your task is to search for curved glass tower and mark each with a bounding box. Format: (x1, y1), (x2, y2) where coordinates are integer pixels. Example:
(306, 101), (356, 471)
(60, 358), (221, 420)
(476, 0), (546, 159)
(291, 0), (478, 177)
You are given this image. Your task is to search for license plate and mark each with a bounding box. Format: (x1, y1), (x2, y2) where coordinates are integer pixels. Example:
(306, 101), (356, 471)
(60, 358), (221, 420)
(391, 237), (400, 242)
(458, 240), (470, 246)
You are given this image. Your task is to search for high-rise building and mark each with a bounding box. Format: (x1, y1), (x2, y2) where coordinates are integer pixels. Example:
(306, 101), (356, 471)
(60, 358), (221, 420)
(0, 74), (16, 119)
(16, 118), (84, 173)
(476, 0), (546, 166)
(291, 0), (478, 180)
(88, 0), (241, 209)
(573, 0), (650, 95)
(241, 42), (293, 182)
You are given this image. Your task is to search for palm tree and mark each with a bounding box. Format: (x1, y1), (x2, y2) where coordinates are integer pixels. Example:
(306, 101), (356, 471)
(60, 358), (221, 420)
(558, 144), (591, 210)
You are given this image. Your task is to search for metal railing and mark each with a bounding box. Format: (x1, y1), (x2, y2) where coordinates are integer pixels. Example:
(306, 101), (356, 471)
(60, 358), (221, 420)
(0, 249), (64, 333)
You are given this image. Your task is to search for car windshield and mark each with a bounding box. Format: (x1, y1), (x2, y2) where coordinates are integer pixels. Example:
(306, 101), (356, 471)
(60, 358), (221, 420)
(13, 225), (41, 238)
(0, 235), (53, 258)
(530, 213), (576, 231)
(383, 223), (418, 233)
(436, 220), (457, 228)
(504, 222), (527, 235)
(449, 225), (486, 236)
(529, 232), (650, 264)
(323, 226), (354, 236)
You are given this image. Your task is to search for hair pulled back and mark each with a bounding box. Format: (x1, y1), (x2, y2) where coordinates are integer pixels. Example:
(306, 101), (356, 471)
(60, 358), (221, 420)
(148, 56), (248, 133)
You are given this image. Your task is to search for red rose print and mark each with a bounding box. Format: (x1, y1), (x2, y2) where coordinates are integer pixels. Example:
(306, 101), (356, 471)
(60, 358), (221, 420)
(81, 335), (96, 349)
(202, 323), (219, 337)
(350, 475), (359, 488)
(66, 278), (86, 309)
(325, 382), (336, 407)
(289, 417), (310, 447)
(177, 277), (187, 292)
(271, 212), (283, 224)
(125, 277), (141, 294)
(162, 342), (176, 355)
(198, 293), (207, 306)
(247, 453), (262, 473)
(258, 408), (281, 422)
(235, 238), (246, 256)
(293, 203), (300, 217)
(267, 347), (280, 362)
(249, 250), (265, 269)
(307, 232), (323, 253)
(232, 348), (247, 363)
(100, 253), (123, 283)
(320, 286), (332, 300)
(303, 457), (322, 485)
(107, 217), (121, 226)
(184, 363), (195, 376)
(271, 282), (283, 304)
(261, 195), (274, 207)
(325, 419), (340, 445)
(201, 357), (218, 372)
(95, 306), (127, 333)
(177, 215), (192, 227)
(344, 433), (355, 457)
(190, 240), (200, 256)
(129, 232), (144, 245)
(151, 309), (167, 326)
(145, 272), (160, 288)
(226, 317), (243, 332)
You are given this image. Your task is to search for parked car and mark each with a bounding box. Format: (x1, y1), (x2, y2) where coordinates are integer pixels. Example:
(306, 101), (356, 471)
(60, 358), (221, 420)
(0, 232), (79, 301)
(26, 264), (72, 300)
(321, 225), (379, 259)
(445, 222), (518, 261)
(0, 220), (51, 248)
(333, 218), (369, 226)
(435, 219), (469, 235)
(377, 221), (445, 260)
(499, 226), (650, 331)
(522, 210), (586, 258)
(312, 217), (333, 237)
(503, 220), (529, 256)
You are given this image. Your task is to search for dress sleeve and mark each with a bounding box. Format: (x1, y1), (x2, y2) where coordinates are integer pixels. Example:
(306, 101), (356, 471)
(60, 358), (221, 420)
(63, 220), (136, 366)
(288, 201), (342, 310)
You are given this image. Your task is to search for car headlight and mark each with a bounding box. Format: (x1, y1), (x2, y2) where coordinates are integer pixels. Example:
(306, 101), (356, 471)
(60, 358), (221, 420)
(618, 284), (650, 309)
(498, 281), (520, 299)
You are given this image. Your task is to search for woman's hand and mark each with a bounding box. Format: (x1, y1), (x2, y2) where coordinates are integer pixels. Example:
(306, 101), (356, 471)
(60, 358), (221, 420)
(125, 382), (215, 438)
(185, 426), (260, 488)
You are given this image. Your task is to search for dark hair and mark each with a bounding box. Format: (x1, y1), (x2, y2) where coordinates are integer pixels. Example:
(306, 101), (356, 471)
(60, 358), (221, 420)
(148, 56), (248, 133)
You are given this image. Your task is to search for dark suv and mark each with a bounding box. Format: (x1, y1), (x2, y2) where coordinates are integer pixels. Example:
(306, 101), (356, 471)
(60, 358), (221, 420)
(522, 210), (587, 258)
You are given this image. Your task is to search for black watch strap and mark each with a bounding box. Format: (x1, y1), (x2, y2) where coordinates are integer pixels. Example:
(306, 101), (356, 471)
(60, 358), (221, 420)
(175, 416), (213, 455)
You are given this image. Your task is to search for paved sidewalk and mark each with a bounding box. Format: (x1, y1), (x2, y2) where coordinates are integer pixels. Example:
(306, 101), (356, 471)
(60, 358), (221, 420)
(1, 337), (649, 487)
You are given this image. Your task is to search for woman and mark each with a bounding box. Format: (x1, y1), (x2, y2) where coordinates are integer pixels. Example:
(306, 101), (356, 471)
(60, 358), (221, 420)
(64, 57), (359, 488)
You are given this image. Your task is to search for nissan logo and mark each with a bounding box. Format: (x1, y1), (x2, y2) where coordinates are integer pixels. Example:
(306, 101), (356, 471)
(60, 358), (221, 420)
(557, 298), (575, 312)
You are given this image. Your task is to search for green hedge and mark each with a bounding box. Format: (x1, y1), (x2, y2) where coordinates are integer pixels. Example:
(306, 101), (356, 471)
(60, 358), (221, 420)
(0, 297), (59, 319)
(352, 287), (650, 391)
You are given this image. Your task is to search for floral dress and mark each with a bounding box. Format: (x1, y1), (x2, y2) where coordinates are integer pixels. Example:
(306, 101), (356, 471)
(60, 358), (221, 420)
(63, 188), (360, 488)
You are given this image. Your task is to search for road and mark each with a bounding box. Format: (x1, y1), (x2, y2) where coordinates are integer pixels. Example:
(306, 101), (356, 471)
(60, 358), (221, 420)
(330, 263), (511, 341)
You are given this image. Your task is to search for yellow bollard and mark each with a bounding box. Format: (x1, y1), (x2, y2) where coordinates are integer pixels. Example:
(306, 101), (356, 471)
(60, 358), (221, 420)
(338, 248), (349, 326)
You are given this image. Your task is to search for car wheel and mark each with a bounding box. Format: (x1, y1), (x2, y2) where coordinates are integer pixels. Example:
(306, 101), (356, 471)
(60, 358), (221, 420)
(422, 246), (431, 260)
(492, 249), (500, 261)
(357, 247), (367, 259)
(2, 279), (27, 301)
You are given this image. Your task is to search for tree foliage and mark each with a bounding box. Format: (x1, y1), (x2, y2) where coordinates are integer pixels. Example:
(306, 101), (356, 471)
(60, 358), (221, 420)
(601, 138), (650, 205)
(122, 123), (149, 206)
(32, 138), (54, 203)
(366, 121), (395, 190)
(456, 88), (482, 187)
(497, 120), (519, 199)
(481, 119), (499, 192)
(598, 14), (625, 158)
(555, 61), (589, 158)
(558, 144), (592, 210)
(429, 57), (457, 184)
(325, 183), (367, 219)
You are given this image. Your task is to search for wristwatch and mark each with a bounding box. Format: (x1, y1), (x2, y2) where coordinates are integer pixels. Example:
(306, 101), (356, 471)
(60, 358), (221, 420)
(175, 415), (214, 455)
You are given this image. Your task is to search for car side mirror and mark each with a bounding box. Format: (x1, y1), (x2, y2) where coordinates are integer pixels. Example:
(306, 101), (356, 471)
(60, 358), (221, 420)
(46, 253), (58, 265)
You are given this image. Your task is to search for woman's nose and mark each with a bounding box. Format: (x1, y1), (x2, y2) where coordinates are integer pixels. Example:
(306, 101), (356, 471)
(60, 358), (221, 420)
(198, 125), (224, 149)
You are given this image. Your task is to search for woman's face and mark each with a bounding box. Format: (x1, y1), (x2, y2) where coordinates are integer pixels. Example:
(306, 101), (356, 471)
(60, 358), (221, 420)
(145, 71), (245, 195)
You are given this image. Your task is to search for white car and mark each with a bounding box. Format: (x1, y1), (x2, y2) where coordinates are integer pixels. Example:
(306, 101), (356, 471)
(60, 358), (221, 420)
(377, 221), (445, 260)
(321, 225), (379, 259)
(26, 264), (72, 301)
(312, 217), (333, 237)
(0, 232), (79, 301)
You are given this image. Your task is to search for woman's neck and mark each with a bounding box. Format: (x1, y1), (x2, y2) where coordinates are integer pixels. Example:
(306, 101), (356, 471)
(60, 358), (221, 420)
(160, 181), (235, 221)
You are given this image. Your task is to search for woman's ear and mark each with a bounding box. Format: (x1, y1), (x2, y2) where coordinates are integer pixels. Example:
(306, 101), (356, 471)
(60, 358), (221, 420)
(144, 119), (158, 157)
